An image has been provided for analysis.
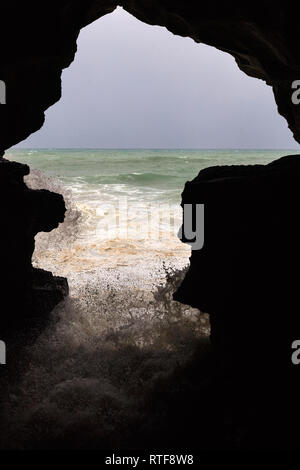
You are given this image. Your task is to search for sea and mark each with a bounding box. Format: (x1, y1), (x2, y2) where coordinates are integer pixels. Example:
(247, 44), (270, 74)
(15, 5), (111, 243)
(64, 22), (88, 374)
(7, 148), (297, 273)
(1, 148), (298, 449)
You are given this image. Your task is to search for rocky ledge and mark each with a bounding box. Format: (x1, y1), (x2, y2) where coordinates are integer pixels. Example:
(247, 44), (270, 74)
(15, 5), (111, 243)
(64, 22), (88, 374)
(174, 154), (300, 448)
(0, 158), (68, 338)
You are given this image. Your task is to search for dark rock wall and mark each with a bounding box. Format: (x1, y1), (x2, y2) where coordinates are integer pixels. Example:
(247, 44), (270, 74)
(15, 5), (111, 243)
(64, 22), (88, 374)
(0, 158), (68, 338)
(174, 155), (300, 447)
(175, 155), (300, 365)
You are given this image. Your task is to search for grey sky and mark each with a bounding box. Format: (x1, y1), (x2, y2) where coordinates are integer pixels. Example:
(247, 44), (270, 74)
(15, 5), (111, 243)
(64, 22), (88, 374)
(17, 7), (299, 149)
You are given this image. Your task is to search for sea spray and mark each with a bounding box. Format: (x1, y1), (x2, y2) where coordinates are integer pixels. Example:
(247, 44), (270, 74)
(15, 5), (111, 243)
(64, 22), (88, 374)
(0, 165), (210, 449)
(25, 169), (83, 258)
(0, 262), (209, 449)
(24, 167), (189, 274)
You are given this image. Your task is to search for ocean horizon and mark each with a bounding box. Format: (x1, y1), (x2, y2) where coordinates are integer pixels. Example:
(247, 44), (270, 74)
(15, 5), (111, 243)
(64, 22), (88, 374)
(7, 147), (299, 273)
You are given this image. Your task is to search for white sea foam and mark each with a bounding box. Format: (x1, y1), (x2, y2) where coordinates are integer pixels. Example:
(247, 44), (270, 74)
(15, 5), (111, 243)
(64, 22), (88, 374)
(25, 169), (190, 275)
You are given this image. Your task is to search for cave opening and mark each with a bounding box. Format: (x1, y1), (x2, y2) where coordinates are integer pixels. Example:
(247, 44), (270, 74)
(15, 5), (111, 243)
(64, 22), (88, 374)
(9, 7), (298, 278)
(2, 4), (300, 450)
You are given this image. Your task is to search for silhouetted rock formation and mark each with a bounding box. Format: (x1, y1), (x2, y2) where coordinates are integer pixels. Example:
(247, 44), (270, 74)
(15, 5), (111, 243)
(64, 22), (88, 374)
(0, 158), (68, 338)
(175, 155), (300, 365)
(174, 154), (300, 448)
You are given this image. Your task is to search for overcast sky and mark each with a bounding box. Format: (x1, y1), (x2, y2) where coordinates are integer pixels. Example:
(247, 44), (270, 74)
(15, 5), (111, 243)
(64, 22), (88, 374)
(16, 7), (299, 149)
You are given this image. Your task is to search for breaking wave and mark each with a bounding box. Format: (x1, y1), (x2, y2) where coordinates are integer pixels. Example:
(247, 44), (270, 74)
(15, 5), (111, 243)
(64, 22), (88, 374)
(25, 168), (189, 274)
(81, 172), (183, 188)
(1, 262), (209, 449)
(25, 169), (83, 256)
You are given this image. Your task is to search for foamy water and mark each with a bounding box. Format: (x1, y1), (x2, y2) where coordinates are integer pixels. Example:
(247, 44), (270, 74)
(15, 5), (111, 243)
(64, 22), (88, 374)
(25, 168), (189, 275)
(9, 148), (289, 274)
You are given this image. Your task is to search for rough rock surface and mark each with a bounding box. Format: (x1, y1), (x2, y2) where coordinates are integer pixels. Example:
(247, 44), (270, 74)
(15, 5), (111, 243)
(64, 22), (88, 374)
(174, 154), (300, 448)
(0, 158), (68, 338)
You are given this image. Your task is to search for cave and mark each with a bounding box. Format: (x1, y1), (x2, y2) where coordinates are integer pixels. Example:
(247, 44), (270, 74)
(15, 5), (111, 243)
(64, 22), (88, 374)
(1, 0), (300, 450)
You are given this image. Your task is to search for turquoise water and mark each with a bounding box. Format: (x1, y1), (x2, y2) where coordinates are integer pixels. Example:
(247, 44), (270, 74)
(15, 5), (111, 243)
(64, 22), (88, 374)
(7, 148), (299, 204)
(6, 148), (300, 271)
